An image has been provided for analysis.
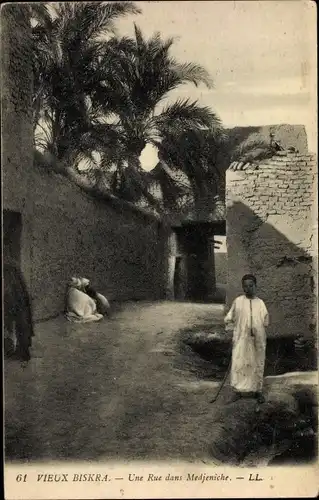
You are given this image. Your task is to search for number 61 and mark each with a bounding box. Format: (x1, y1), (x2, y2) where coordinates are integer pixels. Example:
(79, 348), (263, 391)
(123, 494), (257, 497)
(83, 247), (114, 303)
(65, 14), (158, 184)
(16, 474), (27, 482)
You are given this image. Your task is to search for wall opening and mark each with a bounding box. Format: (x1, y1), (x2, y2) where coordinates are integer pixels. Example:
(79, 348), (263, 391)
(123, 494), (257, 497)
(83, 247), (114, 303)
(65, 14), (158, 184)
(185, 242), (207, 302)
(171, 225), (226, 303)
(3, 210), (22, 266)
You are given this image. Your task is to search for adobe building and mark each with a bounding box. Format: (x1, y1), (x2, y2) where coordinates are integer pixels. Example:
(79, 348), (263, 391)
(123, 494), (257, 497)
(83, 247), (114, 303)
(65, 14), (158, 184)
(153, 124), (310, 304)
(226, 151), (317, 339)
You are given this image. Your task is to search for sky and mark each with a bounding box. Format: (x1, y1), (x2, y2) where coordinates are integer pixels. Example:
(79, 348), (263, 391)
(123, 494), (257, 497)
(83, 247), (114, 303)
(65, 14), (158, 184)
(115, 0), (317, 169)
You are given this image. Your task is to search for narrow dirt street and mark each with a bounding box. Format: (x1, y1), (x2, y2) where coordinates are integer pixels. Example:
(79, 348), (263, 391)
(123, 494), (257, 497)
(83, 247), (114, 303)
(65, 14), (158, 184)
(5, 301), (225, 463)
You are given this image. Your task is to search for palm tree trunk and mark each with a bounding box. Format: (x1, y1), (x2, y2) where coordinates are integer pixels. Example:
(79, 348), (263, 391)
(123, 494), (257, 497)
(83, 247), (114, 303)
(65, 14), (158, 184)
(189, 177), (207, 220)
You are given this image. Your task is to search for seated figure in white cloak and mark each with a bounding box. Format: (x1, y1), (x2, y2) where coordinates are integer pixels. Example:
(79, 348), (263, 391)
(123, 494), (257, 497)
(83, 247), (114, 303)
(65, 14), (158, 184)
(65, 277), (103, 323)
(79, 277), (111, 316)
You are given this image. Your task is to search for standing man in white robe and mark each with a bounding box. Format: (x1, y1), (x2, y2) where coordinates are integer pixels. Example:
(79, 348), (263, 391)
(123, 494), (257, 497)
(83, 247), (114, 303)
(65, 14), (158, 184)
(225, 274), (269, 404)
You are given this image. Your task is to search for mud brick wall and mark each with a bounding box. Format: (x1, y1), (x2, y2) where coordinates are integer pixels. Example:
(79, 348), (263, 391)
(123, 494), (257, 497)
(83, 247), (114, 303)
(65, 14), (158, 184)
(1, 5), (34, 281)
(25, 165), (166, 320)
(226, 152), (317, 339)
(1, 6), (166, 320)
(215, 252), (227, 284)
(1, 5), (33, 212)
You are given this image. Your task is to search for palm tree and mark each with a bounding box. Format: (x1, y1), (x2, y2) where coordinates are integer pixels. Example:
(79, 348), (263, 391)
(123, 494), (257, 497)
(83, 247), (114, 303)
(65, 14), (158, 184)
(32, 2), (141, 169)
(32, 6), (223, 215)
(91, 25), (223, 207)
(158, 128), (227, 218)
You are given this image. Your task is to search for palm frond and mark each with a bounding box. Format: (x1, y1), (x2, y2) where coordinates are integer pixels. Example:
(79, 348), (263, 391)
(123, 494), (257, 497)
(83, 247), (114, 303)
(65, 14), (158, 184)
(74, 150), (100, 172)
(133, 23), (146, 53)
(30, 3), (53, 29)
(151, 99), (222, 137)
(68, 2), (141, 41)
(150, 163), (189, 210)
(144, 30), (175, 62)
(232, 138), (274, 162)
(171, 61), (214, 88)
(113, 165), (154, 206)
(97, 28), (214, 116)
(89, 122), (124, 149)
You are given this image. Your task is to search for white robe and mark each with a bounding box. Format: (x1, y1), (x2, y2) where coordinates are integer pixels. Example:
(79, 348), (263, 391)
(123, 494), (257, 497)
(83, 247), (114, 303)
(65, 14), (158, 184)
(95, 292), (111, 315)
(225, 295), (269, 393)
(65, 287), (103, 323)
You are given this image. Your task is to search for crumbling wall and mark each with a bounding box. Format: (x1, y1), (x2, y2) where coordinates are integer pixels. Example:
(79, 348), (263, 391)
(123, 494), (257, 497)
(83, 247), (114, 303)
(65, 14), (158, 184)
(226, 152), (317, 338)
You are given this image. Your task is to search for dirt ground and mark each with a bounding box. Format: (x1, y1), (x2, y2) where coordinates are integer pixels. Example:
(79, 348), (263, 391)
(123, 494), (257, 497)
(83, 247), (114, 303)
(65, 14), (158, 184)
(5, 301), (226, 463)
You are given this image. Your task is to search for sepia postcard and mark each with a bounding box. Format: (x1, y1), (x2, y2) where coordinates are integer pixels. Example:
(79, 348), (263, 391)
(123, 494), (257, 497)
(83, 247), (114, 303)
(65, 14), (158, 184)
(2, 0), (318, 498)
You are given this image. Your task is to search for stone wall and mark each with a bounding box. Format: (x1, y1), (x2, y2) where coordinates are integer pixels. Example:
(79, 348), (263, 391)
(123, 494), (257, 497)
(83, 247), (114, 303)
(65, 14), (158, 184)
(226, 152), (317, 339)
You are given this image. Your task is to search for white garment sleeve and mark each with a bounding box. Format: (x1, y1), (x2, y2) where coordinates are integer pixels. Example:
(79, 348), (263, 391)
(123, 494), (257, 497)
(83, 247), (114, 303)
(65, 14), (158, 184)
(224, 300), (236, 324)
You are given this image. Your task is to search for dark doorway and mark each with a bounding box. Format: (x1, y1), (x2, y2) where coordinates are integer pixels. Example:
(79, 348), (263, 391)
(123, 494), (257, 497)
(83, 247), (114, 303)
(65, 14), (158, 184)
(174, 256), (187, 300)
(173, 221), (226, 303)
(3, 210), (22, 265)
(186, 237), (208, 302)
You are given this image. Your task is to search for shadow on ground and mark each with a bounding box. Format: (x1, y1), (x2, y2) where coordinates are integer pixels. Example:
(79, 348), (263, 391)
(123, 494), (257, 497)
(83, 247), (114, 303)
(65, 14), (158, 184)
(178, 323), (317, 379)
(5, 301), (224, 463)
(176, 323), (318, 465)
(4, 301), (317, 466)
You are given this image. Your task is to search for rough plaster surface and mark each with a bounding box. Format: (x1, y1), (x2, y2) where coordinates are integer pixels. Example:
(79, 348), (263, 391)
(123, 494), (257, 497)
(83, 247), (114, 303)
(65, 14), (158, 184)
(215, 253), (227, 284)
(1, 6), (33, 212)
(226, 153), (317, 338)
(1, 5), (34, 285)
(24, 167), (166, 320)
